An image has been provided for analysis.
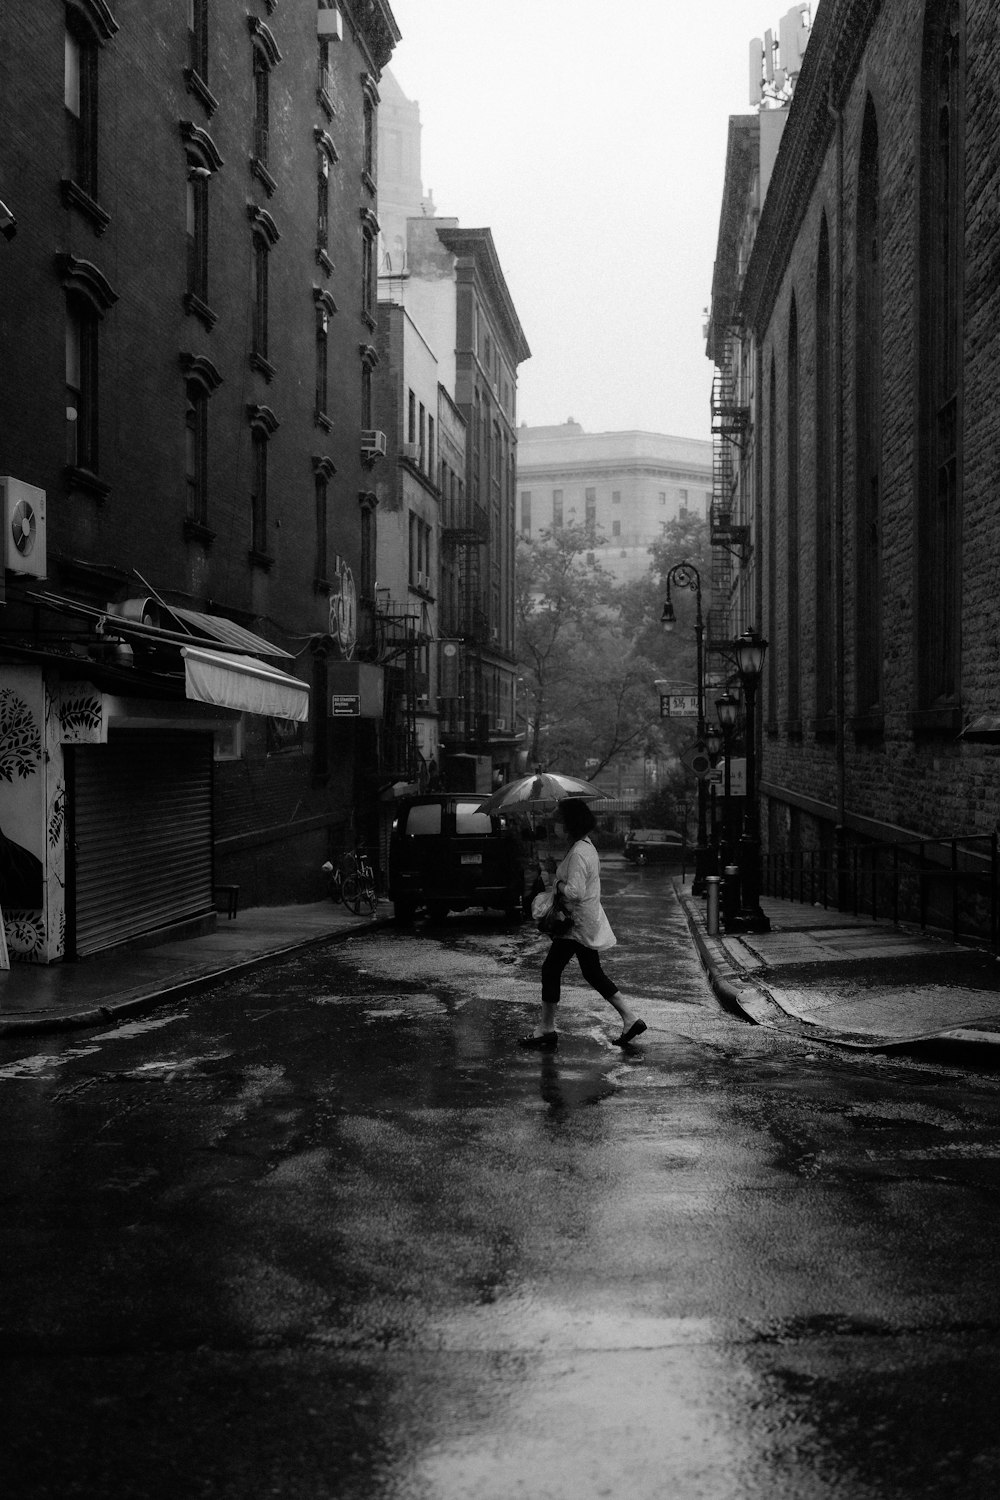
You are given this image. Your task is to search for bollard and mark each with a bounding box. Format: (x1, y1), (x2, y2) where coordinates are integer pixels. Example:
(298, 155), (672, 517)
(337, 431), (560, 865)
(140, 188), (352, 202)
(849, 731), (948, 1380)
(723, 865), (741, 927)
(705, 875), (721, 935)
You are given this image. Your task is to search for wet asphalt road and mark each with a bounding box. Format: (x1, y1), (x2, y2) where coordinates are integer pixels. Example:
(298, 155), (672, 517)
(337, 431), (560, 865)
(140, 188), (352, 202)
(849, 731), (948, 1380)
(3, 866), (1000, 1498)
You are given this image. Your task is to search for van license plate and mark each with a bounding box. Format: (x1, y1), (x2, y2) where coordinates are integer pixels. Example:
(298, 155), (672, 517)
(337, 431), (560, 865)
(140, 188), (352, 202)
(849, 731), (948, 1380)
(461, 853), (483, 865)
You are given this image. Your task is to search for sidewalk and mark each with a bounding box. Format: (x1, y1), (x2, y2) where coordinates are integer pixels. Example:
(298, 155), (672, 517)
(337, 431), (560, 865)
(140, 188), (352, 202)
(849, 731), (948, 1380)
(678, 883), (1000, 1061)
(0, 900), (385, 1037)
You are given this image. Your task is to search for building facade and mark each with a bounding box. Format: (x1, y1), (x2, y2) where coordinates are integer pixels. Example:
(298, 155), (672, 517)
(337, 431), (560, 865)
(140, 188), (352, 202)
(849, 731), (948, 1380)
(515, 423), (713, 585)
(709, 0), (1000, 928)
(0, 0), (399, 960)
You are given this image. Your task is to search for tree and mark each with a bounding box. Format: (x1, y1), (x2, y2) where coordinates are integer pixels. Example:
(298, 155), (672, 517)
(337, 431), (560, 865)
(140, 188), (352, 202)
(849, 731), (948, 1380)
(516, 527), (673, 776)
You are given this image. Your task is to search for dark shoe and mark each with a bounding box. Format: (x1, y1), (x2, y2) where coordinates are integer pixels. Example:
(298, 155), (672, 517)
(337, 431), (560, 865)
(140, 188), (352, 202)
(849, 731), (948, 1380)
(518, 1031), (558, 1051)
(613, 1019), (647, 1046)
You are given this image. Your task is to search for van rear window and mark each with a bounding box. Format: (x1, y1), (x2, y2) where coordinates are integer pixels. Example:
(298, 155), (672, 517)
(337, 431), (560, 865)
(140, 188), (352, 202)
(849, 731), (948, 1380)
(455, 801), (492, 836)
(404, 804), (442, 836)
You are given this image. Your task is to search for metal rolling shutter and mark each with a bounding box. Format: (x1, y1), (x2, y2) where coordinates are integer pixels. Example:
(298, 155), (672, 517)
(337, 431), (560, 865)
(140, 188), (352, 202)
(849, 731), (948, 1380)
(71, 731), (213, 957)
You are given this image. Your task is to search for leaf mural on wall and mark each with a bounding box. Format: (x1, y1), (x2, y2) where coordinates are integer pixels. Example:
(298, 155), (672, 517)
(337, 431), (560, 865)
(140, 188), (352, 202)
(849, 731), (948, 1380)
(57, 695), (103, 741)
(49, 788), (66, 849)
(0, 691), (41, 782)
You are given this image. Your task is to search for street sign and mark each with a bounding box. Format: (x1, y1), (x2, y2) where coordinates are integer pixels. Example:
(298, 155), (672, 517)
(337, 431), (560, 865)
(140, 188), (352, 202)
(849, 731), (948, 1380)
(659, 693), (700, 718)
(680, 739), (713, 779)
(331, 694), (360, 716)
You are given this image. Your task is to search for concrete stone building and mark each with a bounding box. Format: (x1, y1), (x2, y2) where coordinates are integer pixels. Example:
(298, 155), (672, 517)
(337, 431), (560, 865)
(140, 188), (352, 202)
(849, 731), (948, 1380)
(515, 423), (712, 585)
(376, 74), (530, 795)
(708, 0), (1000, 931)
(0, 0), (399, 960)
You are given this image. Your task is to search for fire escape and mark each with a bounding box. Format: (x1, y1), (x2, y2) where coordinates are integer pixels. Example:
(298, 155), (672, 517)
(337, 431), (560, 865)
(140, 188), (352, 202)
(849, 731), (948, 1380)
(440, 495), (489, 750)
(709, 333), (751, 654)
(369, 592), (428, 783)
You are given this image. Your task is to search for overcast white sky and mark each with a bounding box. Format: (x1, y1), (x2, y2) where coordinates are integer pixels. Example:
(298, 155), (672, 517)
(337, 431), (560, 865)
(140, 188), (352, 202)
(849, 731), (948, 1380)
(386, 0), (789, 442)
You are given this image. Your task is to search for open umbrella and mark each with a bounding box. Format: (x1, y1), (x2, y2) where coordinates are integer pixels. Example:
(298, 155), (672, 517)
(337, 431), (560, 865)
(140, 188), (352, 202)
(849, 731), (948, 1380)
(481, 771), (606, 816)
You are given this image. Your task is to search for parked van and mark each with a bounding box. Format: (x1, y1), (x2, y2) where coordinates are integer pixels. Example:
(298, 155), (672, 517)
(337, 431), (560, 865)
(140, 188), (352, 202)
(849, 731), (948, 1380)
(388, 794), (527, 922)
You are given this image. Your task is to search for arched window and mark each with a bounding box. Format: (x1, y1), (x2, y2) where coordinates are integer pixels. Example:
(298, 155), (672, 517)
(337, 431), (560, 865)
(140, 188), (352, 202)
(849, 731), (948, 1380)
(180, 354), (221, 534)
(855, 95), (882, 720)
(58, 253), (118, 482)
(247, 404), (278, 565)
(916, 0), (963, 714)
(786, 295), (800, 725)
(767, 355), (778, 728)
(815, 214), (835, 724)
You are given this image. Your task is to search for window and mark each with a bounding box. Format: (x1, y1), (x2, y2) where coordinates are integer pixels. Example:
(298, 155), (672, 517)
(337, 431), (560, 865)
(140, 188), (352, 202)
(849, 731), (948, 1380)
(456, 803), (492, 836)
(815, 214), (835, 722)
(403, 804), (442, 836)
(252, 235), (269, 362)
(767, 357), (778, 727)
(250, 427), (268, 555)
(916, 1), (963, 712)
(315, 472), (328, 581)
(317, 152), (329, 250)
(786, 297), (801, 725)
(185, 380), (208, 526)
(247, 403), (278, 563)
(552, 488), (563, 528)
(659, 490), (666, 505)
(66, 301), (98, 470)
(612, 519), (621, 538)
(315, 309), (328, 417)
(65, 19), (98, 196)
(253, 47), (269, 165)
(363, 94), (375, 180)
(612, 490), (621, 504)
(855, 97), (882, 718)
(318, 36), (332, 101)
(188, 0), (208, 80)
(585, 487), (596, 529)
(520, 490), (531, 535)
(407, 388), (416, 444)
(427, 416), (435, 477)
(362, 226), (375, 320)
(359, 494), (377, 602)
(360, 361), (372, 429)
(186, 174), (208, 302)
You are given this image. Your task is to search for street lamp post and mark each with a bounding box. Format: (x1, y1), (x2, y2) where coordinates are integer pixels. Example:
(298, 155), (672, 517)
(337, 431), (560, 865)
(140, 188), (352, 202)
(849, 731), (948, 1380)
(661, 561), (709, 893)
(705, 723), (723, 862)
(732, 628), (771, 933)
(715, 690), (739, 871)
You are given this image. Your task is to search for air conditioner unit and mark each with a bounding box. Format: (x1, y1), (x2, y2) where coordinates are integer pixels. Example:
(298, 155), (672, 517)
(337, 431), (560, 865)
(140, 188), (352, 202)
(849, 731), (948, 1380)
(317, 6), (343, 39)
(402, 441), (421, 462)
(361, 428), (386, 460)
(1, 477), (46, 578)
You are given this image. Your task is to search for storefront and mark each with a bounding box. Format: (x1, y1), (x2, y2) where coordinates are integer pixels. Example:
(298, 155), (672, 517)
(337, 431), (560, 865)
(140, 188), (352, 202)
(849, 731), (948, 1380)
(0, 597), (309, 963)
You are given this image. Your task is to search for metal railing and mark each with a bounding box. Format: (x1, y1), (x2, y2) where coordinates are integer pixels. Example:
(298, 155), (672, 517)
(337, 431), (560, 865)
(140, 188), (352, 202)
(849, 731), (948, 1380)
(763, 832), (1000, 953)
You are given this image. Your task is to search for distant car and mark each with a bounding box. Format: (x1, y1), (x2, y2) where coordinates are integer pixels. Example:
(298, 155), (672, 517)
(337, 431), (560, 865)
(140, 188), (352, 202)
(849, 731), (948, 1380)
(389, 794), (527, 922)
(623, 828), (685, 864)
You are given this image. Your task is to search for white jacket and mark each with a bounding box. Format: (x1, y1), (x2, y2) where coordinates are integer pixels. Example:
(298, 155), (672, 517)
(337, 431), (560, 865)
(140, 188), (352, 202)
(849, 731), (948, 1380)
(555, 837), (616, 950)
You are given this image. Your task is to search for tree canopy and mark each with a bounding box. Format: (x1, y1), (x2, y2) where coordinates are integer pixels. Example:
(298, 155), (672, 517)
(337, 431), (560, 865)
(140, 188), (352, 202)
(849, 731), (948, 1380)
(514, 513), (712, 779)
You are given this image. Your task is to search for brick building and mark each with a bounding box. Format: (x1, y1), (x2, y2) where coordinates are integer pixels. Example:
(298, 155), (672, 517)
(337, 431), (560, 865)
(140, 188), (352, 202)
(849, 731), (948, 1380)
(708, 0), (1000, 929)
(0, 0), (399, 960)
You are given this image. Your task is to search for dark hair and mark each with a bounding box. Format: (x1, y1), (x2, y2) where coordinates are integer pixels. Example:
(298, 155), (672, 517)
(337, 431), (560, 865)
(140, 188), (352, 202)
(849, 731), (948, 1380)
(558, 798), (596, 839)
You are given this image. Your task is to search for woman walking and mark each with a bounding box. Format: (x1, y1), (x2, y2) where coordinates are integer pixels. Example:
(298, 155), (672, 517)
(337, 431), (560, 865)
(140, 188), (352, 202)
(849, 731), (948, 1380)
(519, 798), (646, 1051)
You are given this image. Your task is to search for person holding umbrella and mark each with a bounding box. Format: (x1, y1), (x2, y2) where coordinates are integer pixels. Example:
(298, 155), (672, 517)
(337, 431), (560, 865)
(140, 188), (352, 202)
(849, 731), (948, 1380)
(519, 797), (647, 1051)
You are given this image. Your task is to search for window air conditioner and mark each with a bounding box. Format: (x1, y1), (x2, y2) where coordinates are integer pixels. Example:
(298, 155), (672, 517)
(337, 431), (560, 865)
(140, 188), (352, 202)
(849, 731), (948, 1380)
(317, 6), (344, 39)
(402, 441), (421, 462)
(1, 477), (47, 578)
(361, 429), (387, 460)
(496, 717), (507, 732)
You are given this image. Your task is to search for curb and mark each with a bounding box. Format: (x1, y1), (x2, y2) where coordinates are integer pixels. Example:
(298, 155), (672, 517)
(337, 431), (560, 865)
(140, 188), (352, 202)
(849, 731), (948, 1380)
(676, 886), (1000, 1065)
(0, 915), (387, 1039)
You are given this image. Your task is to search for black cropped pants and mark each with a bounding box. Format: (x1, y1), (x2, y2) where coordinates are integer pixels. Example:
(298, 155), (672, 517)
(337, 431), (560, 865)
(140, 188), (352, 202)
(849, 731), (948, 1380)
(541, 938), (619, 1007)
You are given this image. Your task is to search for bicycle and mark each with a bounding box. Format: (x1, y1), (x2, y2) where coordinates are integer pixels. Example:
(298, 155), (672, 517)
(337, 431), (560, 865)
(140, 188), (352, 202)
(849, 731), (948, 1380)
(322, 847), (378, 917)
